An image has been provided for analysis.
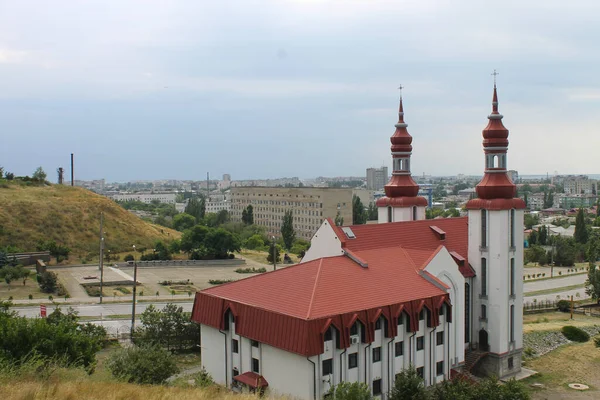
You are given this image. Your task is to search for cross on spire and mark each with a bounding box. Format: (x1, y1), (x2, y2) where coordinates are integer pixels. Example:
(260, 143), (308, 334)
(491, 69), (499, 86)
(398, 84), (404, 99)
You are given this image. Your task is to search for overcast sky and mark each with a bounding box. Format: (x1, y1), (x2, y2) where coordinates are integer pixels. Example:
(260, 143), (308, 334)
(0, 0), (599, 182)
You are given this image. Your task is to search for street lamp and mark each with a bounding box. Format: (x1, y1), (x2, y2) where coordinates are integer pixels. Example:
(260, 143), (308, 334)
(272, 236), (277, 271)
(130, 244), (138, 340)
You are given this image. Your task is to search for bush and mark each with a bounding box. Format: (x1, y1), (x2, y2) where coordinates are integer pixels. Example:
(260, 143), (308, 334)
(124, 254), (134, 262)
(594, 336), (600, 348)
(327, 381), (372, 400)
(234, 267), (267, 274)
(562, 325), (589, 342)
(208, 279), (235, 285)
(106, 344), (179, 384)
(557, 300), (570, 312)
(38, 271), (58, 293)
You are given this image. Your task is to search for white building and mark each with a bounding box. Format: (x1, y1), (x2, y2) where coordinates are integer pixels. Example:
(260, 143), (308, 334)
(111, 192), (176, 204)
(206, 192), (232, 214)
(192, 85), (524, 398)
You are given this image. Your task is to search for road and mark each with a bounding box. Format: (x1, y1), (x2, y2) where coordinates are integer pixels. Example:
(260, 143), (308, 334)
(524, 274), (587, 292)
(12, 301), (194, 319)
(524, 273), (589, 303)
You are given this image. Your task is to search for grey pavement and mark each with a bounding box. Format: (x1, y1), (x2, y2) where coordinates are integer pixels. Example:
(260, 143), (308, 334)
(12, 301), (194, 319)
(524, 273), (587, 292)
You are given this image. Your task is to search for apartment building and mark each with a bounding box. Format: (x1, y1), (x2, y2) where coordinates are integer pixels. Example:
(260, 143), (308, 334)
(206, 192), (232, 214)
(111, 192), (176, 204)
(366, 167), (388, 191)
(230, 187), (353, 239)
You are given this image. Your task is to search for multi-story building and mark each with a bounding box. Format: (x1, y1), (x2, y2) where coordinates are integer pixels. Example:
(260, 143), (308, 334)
(230, 187), (353, 240)
(507, 170), (519, 183)
(366, 167), (388, 191)
(206, 192), (231, 214)
(111, 192), (176, 204)
(561, 175), (597, 195)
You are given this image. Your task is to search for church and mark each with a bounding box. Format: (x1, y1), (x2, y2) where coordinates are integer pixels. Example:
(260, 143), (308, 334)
(191, 83), (525, 399)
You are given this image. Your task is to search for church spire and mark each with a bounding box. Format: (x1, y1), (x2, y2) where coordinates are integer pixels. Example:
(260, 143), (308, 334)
(466, 72), (526, 209)
(375, 89), (428, 222)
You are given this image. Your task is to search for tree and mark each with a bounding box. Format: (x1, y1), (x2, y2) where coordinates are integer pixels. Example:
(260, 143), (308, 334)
(281, 210), (296, 250)
(168, 239), (181, 254)
(554, 237), (576, 266)
(267, 241), (281, 264)
(538, 225), (548, 245)
(154, 240), (172, 260)
(586, 264), (600, 301)
(244, 234), (265, 250)
(524, 213), (539, 230)
(326, 382), (372, 400)
(367, 203), (378, 221)
(38, 271), (58, 293)
(525, 245), (546, 266)
(523, 192), (528, 207)
(136, 303), (199, 351)
(215, 210), (230, 226)
(204, 228), (242, 259)
(184, 196), (206, 221)
(389, 366), (427, 400)
(180, 225), (210, 253)
(0, 305), (106, 372)
(575, 208), (589, 244)
(172, 213), (197, 231)
(106, 343), (179, 384)
(36, 240), (70, 262)
(242, 205), (254, 225)
(352, 195), (367, 225)
(335, 211), (344, 226)
(32, 166), (47, 182)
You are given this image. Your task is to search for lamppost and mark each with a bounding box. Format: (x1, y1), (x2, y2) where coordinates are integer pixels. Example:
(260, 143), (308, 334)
(130, 244), (138, 340)
(272, 236), (277, 271)
(99, 212), (104, 304)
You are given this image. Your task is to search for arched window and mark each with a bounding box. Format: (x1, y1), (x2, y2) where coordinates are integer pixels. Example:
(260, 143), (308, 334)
(481, 304), (487, 320)
(481, 258), (487, 297)
(388, 206), (392, 223)
(464, 282), (470, 343)
(493, 155), (499, 168)
(412, 206), (417, 221)
(481, 210), (487, 247)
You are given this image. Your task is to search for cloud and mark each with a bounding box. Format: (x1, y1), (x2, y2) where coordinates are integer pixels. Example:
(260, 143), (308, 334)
(0, 48), (28, 64)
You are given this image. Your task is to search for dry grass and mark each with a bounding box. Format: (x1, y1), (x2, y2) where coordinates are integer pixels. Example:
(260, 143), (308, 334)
(523, 312), (600, 333)
(0, 380), (261, 400)
(525, 340), (600, 398)
(0, 184), (180, 257)
(239, 249), (300, 266)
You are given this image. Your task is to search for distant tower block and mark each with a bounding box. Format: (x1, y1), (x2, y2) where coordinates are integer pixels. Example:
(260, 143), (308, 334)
(376, 87), (427, 223)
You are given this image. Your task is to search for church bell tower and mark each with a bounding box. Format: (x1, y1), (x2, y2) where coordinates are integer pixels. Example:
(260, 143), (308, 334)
(466, 74), (526, 379)
(376, 90), (428, 223)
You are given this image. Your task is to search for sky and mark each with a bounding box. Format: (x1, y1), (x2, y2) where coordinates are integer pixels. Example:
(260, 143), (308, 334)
(1, 0), (599, 182)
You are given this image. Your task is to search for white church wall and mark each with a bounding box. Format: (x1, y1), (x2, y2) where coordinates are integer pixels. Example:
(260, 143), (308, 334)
(423, 247), (465, 367)
(377, 205), (426, 223)
(262, 343), (311, 400)
(303, 220), (343, 262)
(201, 324), (227, 385)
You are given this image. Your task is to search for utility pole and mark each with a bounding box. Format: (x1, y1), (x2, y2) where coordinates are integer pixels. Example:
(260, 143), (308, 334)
(131, 245), (138, 340)
(570, 295), (574, 320)
(70, 153), (74, 186)
(99, 213), (104, 304)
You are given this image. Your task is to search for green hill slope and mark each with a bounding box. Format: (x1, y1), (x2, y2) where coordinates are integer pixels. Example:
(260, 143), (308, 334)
(0, 183), (180, 258)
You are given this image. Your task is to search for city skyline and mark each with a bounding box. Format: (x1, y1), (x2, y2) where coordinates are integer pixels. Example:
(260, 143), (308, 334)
(1, 1), (599, 181)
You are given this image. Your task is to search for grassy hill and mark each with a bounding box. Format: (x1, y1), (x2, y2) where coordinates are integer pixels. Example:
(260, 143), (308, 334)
(0, 183), (180, 259)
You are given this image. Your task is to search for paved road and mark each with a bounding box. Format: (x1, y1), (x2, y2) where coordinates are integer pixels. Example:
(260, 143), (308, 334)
(524, 273), (586, 292)
(12, 301), (194, 319)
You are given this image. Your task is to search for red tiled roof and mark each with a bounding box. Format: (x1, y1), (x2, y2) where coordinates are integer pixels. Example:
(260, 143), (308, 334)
(234, 372), (268, 388)
(201, 247), (444, 320)
(192, 246), (451, 356)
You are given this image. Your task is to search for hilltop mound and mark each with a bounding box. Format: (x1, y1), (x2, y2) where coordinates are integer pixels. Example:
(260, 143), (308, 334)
(0, 183), (180, 258)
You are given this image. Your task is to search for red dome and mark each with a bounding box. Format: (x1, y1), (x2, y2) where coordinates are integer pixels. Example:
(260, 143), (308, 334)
(384, 175), (420, 198)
